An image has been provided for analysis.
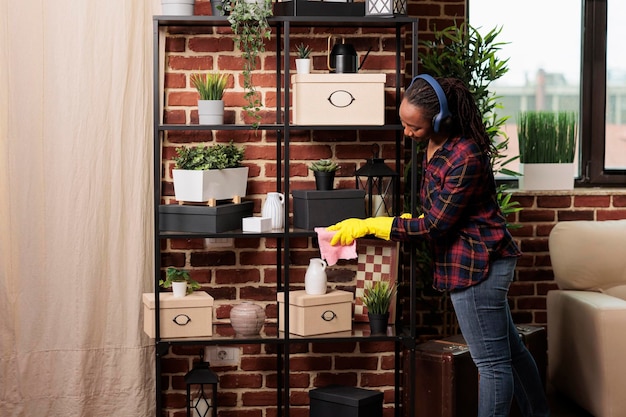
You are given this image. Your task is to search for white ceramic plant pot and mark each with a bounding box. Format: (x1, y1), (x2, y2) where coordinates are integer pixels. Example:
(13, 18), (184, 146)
(296, 59), (311, 74)
(519, 163), (575, 191)
(172, 166), (249, 202)
(161, 0), (195, 15)
(172, 281), (187, 298)
(198, 100), (224, 125)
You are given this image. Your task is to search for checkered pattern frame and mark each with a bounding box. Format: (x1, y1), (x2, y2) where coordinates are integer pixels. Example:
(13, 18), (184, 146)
(354, 239), (399, 323)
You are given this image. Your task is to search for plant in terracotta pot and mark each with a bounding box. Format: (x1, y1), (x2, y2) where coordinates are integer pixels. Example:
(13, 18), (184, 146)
(360, 281), (395, 334)
(190, 72), (229, 125)
(309, 159), (339, 191)
(295, 43), (312, 74)
(221, 0), (272, 127)
(172, 141), (248, 203)
(159, 267), (201, 297)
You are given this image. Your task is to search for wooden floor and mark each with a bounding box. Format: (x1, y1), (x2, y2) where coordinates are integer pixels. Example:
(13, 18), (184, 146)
(549, 391), (593, 417)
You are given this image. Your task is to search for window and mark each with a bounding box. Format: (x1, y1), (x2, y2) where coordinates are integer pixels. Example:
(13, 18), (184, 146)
(469, 0), (626, 186)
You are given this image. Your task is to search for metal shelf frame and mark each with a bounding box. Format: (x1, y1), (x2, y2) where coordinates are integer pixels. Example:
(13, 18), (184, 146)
(152, 14), (419, 417)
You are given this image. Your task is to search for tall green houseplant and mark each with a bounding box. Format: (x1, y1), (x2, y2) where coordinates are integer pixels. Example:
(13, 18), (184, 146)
(418, 22), (521, 221)
(222, 0), (273, 127)
(412, 23), (519, 336)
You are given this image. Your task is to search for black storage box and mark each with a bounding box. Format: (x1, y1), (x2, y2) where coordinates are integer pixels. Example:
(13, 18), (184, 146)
(159, 201), (253, 233)
(273, 0), (365, 16)
(310, 385), (383, 417)
(292, 189), (366, 230)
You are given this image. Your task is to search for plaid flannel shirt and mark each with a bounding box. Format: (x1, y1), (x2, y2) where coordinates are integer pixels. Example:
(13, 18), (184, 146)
(391, 135), (521, 290)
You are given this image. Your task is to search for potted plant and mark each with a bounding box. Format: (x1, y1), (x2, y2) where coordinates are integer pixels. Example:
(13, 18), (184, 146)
(517, 110), (577, 190)
(172, 141), (249, 203)
(360, 281), (395, 334)
(190, 72), (228, 125)
(159, 267), (201, 297)
(418, 23), (521, 219)
(309, 159), (339, 191)
(161, 0), (195, 15)
(221, 0), (273, 127)
(295, 43), (312, 74)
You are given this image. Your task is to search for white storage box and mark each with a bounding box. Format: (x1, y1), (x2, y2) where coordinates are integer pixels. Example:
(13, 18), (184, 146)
(143, 291), (214, 338)
(242, 216), (272, 232)
(277, 289), (353, 336)
(292, 74), (386, 125)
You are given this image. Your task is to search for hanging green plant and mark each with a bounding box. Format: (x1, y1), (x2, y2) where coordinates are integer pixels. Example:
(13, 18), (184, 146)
(222, 0), (273, 127)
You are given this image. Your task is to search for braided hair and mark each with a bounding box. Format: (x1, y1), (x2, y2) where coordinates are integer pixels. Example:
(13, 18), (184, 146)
(404, 77), (494, 156)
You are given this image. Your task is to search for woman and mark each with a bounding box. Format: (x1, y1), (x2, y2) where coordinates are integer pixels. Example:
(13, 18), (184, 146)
(328, 75), (550, 417)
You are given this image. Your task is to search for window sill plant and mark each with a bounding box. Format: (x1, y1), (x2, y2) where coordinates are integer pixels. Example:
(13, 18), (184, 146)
(517, 110), (577, 190)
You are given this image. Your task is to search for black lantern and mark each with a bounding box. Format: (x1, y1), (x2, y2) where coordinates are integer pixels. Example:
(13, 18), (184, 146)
(355, 146), (399, 218)
(185, 356), (218, 417)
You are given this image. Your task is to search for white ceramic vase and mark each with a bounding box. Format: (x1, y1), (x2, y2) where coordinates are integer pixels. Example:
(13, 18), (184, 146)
(261, 192), (285, 230)
(305, 258), (327, 295)
(230, 302), (266, 336)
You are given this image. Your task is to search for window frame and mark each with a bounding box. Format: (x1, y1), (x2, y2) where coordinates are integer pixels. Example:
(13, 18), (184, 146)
(580, 0), (626, 185)
(469, 0), (626, 187)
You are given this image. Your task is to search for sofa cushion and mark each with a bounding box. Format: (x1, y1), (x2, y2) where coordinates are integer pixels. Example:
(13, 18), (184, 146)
(549, 220), (626, 290)
(603, 285), (626, 301)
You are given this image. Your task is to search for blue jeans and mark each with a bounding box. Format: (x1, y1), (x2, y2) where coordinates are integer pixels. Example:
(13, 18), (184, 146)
(450, 257), (550, 417)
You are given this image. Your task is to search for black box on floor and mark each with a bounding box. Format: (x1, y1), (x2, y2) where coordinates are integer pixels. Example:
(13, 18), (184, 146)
(292, 189), (366, 230)
(310, 385), (383, 417)
(159, 201), (253, 233)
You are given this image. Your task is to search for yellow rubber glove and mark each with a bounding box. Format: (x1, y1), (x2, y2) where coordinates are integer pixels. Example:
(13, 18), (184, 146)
(327, 217), (395, 246)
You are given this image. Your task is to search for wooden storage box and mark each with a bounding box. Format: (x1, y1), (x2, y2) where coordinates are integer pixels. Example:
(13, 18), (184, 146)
(277, 290), (353, 336)
(143, 291), (214, 338)
(291, 74), (386, 125)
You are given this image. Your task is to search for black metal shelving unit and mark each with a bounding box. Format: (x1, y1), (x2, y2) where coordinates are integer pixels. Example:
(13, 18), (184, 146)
(152, 14), (419, 417)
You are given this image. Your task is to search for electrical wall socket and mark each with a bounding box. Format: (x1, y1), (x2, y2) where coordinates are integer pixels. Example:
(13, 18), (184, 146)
(205, 238), (234, 248)
(205, 346), (240, 366)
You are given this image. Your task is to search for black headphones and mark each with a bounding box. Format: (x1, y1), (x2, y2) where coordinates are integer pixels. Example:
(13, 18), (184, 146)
(408, 74), (452, 133)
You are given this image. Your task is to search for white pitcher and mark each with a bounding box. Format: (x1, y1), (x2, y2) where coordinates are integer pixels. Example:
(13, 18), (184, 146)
(305, 258), (327, 295)
(261, 192), (285, 230)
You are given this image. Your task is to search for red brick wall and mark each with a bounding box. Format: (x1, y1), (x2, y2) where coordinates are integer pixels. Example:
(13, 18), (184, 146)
(508, 190), (626, 325)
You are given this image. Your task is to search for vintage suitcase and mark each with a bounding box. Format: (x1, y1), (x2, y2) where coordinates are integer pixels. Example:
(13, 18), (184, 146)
(403, 337), (479, 417)
(515, 325), (547, 388)
(509, 325), (548, 417)
(404, 325), (547, 417)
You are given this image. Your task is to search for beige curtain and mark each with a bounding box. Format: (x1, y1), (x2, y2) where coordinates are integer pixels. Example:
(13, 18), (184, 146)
(0, 0), (158, 415)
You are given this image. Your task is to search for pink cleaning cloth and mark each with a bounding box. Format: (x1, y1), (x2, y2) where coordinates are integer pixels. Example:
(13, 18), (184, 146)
(315, 227), (358, 266)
